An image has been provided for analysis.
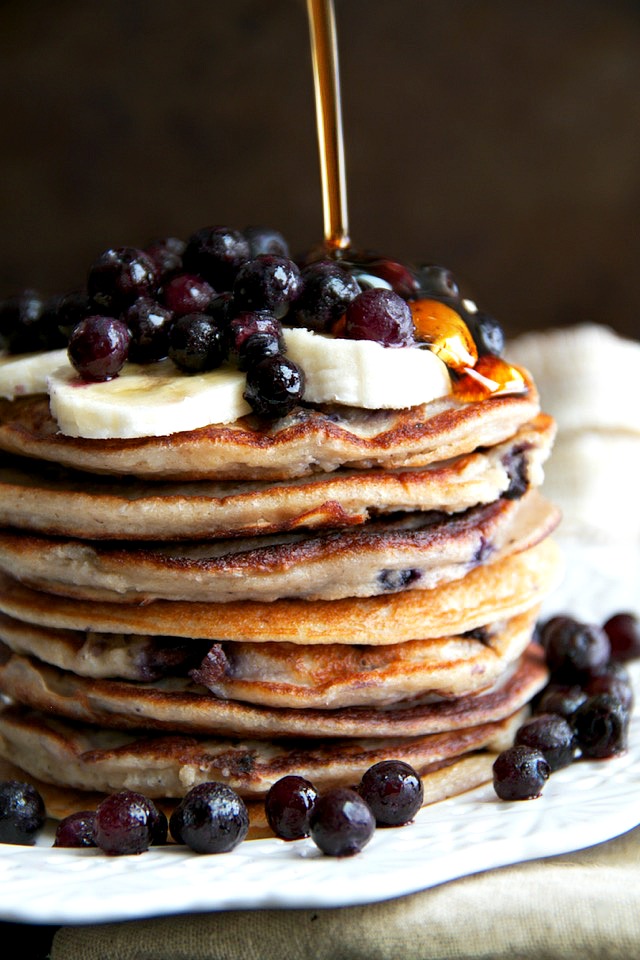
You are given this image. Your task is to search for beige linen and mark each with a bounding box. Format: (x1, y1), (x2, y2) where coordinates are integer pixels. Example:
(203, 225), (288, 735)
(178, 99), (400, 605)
(51, 825), (640, 960)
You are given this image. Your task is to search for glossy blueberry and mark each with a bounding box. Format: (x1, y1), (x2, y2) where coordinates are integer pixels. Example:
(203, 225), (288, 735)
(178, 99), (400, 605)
(0, 780), (46, 845)
(144, 236), (185, 282)
(182, 226), (250, 290)
(162, 273), (216, 316)
(265, 775), (318, 840)
(87, 247), (157, 313)
(168, 312), (228, 373)
(492, 745), (550, 801)
(415, 264), (460, 300)
(53, 810), (97, 848)
(309, 787), (375, 857)
(233, 255), (302, 318)
(467, 311), (505, 357)
(514, 713), (576, 771)
(543, 617), (611, 682)
(357, 760), (424, 826)
(169, 782), (249, 854)
(93, 790), (156, 855)
(124, 297), (174, 363)
(292, 261), (360, 332)
(67, 314), (131, 381)
(572, 693), (629, 759)
(243, 354), (305, 418)
(343, 288), (414, 346)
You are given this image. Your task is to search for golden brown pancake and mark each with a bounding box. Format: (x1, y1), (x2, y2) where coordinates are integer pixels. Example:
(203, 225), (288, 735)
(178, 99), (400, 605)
(0, 414), (555, 540)
(0, 702), (527, 799)
(0, 539), (562, 644)
(0, 381), (540, 481)
(0, 608), (539, 708)
(0, 490), (560, 603)
(0, 642), (546, 738)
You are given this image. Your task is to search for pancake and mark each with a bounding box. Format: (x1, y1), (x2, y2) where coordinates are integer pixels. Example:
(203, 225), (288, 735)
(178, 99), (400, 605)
(0, 379), (540, 481)
(0, 538), (563, 644)
(0, 642), (546, 738)
(0, 414), (555, 540)
(0, 490), (560, 603)
(0, 702), (526, 799)
(0, 608), (536, 706)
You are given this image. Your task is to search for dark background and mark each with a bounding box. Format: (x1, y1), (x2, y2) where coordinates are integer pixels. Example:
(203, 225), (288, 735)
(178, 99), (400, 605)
(1, 0), (639, 341)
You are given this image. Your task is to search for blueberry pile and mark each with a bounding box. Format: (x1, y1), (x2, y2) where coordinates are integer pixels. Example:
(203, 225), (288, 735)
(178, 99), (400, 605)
(265, 758), (424, 857)
(492, 611), (638, 801)
(0, 225), (505, 418)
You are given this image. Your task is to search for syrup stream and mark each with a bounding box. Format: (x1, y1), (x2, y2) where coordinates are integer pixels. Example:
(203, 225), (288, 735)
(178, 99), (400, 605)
(306, 0), (351, 253)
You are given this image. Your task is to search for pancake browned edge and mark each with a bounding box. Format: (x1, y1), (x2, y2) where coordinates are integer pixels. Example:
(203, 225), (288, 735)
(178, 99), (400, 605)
(0, 355), (562, 840)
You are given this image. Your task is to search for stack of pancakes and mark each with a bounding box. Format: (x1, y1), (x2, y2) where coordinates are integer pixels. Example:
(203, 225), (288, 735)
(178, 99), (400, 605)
(0, 377), (561, 835)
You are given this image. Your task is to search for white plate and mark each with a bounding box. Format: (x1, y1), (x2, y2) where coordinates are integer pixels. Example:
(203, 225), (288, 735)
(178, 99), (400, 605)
(0, 661), (638, 926)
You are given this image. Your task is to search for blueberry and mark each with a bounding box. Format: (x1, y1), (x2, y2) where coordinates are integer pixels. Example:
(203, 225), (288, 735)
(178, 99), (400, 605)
(309, 787), (375, 857)
(144, 236), (185, 282)
(93, 790), (156, 855)
(87, 247), (157, 313)
(243, 354), (305, 418)
(265, 775), (318, 840)
(543, 617), (611, 682)
(357, 760), (424, 826)
(585, 663), (634, 712)
(53, 810), (97, 848)
(168, 312), (228, 373)
(467, 311), (505, 357)
(345, 255), (420, 300)
(343, 288), (414, 346)
(169, 782), (249, 854)
(0, 780), (46, 845)
(162, 273), (216, 316)
(603, 612), (640, 663)
(124, 297), (174, 363)
(572, 693), (629, 759)
(514, 713), (576, 771)
(0, 289), (51, 354)
(534, 683), (588, 721)
(243, 225), (289, 258)
(233, 255), (302, 319)
(229, 310), (285, 371)
(67, 314), (131, 381)
(53, 289), (93, 341)
(492, 745), (550, 801)
(183, 226), (250, 290)
(415, 264), (460, 300)
(292, 261), (360, 332)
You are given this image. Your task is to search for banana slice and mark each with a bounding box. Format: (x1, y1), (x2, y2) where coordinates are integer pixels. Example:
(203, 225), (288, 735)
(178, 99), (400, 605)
(6, 326), (453, 439)
(48, 360), (251, 439)
(0, 349), (70, 400)
(283, 327), (451, 408)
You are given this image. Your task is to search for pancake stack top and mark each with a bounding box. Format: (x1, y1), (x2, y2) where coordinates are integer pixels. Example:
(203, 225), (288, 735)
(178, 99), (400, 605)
(0, 230), (562, 834)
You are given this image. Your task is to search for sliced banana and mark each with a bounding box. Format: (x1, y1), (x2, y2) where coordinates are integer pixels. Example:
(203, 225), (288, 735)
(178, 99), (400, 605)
(47, 360), (251, 439)
(0, 349), (70, 400)
(5, 325), (453, 439)
(283, 326), (451, 408)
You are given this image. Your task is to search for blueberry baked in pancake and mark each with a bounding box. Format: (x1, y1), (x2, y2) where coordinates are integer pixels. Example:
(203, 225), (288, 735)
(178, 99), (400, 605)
(0, 230), (562, 835)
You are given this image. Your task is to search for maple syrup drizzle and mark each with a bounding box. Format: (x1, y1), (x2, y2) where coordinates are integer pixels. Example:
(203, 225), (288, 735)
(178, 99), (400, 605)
(305, 4), (527, 403)
(306, 0), (351, 253)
